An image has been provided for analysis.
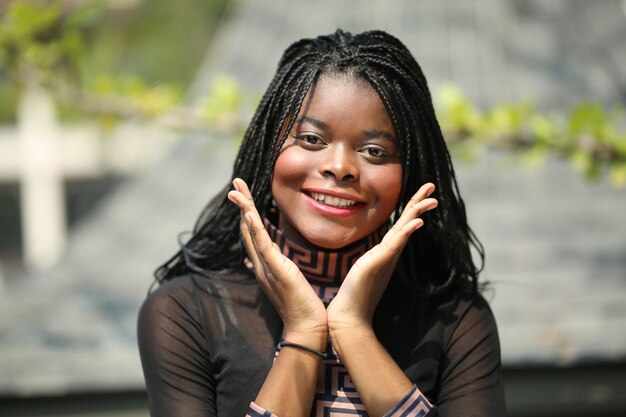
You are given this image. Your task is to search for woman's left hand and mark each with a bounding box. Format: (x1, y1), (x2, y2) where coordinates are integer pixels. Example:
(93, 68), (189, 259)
(326, 183), (438, 332)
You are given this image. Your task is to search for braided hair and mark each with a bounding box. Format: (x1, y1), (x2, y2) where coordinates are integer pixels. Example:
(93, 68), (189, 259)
(155, 29), (484, 297)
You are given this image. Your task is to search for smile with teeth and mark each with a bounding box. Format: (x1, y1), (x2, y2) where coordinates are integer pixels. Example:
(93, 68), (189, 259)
(310, 192), (360, 208)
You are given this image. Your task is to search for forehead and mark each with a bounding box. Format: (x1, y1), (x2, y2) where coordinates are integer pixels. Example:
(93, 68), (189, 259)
(314, 72), (380, 104)
(295, 73), (394, 131)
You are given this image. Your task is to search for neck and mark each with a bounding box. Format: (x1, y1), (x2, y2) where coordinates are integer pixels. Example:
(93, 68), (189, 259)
(264, 219), (387, 285)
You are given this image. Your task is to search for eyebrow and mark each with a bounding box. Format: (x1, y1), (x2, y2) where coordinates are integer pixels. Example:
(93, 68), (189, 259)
(296, 116), (396, 142)
(363, 128), (396, 142)
(296, 116), (329, 130)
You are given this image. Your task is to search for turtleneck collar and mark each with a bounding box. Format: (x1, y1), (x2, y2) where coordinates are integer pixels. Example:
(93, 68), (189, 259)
(264, 219), (388, 286)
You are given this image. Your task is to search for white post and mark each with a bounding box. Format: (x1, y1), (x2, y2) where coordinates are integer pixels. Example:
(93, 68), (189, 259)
(18, 85), (66, 271)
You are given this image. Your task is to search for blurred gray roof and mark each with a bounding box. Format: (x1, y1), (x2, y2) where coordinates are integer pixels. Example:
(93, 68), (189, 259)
(191, 0), (626, 108)
(1, 0), (625, 396)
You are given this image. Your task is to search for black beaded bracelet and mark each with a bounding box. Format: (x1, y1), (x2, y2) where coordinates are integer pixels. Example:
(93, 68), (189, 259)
(278, 341), (328, 359)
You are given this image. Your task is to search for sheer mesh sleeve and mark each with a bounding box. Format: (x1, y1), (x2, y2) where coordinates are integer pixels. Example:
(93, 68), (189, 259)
(137, 281), (218, 417)
(383, 385), (434, 417)
(437, 294), (506, 417)
(137, 274), (505, 417)
(246, 402), (279, 417)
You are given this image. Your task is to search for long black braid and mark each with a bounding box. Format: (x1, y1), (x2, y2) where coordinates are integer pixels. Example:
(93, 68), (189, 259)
(155, 29), (484, 299)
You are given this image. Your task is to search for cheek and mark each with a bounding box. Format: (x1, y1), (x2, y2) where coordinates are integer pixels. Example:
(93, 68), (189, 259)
(273, 153), (296, 181)
(271, 149), (311, 192)
(369, 165), (403, 210)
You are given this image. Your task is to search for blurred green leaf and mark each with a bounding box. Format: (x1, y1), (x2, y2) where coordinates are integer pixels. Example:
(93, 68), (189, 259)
(529, 114), (561, 147)
(610, 162), (626, 189)
(568, 104), (604, 132)
(1, 1), (624, 189)
(570, 150), (601, 179)
(448, 138), (482, 163)
(435, 84), (625, 188)
(201, 74), (244, 125)
(521, 145), (549, 169)
(436, 84), (482, 132)
(483, 102), (533, 139)
(5, 2), (60, 40)
(0, 0), (227, 123)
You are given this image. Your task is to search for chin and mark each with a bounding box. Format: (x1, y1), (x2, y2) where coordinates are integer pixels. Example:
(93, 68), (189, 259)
(305, 234), (357, 250)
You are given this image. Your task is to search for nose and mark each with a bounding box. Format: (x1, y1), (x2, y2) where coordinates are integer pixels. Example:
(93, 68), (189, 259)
(319, 145), (359, 182)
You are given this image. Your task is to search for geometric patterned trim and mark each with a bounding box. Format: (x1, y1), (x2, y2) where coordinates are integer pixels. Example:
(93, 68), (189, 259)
(246, 401), (278, 417)
(259, 220), (437, 417)
(383, 385), (434, 417)
(264, 219), (388, 285)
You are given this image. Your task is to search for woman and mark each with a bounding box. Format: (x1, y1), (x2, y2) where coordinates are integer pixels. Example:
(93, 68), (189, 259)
(138, 29), (506, 416)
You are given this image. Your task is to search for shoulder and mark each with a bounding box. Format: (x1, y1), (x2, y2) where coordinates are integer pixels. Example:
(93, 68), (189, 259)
(432, 284), (503, 381)
(137, 270), (267, 361)
(137, 275), (205, 352)
(138, 275), (199, 325)
(434, 284), (499, 343)
(433, 286), (506, 414)
(137, 270), (261, 339)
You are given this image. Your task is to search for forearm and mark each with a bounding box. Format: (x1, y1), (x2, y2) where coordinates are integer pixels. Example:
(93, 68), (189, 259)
(254, 331), (326, 417)
(330, 325), (416, 417)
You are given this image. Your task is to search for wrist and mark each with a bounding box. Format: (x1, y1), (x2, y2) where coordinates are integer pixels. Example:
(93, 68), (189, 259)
(278, 340), (328, 359)
(328, 324), (375, 358)
(327, 314), (372, 335)
(282, 329), (328, 353)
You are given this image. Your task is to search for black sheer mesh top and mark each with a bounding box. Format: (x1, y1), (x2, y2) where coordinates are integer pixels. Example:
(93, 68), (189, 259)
(137, 224), (506, 416)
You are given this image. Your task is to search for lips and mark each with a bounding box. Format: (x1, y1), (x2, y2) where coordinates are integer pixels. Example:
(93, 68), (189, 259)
(302, 189), (365, 216)
(309, 192), (359, 208)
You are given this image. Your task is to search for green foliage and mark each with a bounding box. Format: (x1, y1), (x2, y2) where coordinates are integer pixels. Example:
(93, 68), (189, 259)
(0, 1), (100, 85)
(437, 84), (626, 189)
(0, 0), (228, 123)
(90, 73), (181, 117)
(199, 74), (247, 134)
(1, 3), (623, 188)
(80, 0), (228, 87)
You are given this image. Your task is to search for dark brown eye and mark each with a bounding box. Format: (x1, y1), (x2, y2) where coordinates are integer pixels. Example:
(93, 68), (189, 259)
(294, 134), (323, 146)
(363, 146), (388, 158)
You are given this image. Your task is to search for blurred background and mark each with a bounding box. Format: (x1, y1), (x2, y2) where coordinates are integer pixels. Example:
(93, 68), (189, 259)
(0, 0), (625, 416)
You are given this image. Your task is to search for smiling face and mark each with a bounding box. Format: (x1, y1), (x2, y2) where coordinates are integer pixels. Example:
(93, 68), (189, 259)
(271, 74), (403, 249)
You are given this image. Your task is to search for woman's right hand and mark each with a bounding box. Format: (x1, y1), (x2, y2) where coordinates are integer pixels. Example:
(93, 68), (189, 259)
(227, 178), (327, 344)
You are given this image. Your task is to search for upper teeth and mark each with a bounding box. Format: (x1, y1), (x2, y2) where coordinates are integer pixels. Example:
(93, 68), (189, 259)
(311, 193), (358, 208)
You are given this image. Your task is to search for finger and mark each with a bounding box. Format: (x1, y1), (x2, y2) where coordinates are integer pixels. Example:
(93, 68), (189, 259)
(403, 183), (437, 216)
(238, 210), (263, 271)
(233, 177), (254, 200)
(227, 181), (287, 306)
(228, 187), (266, 268)
(408, 197), (438, 217)
(378, 216), (420, 255)
(244, 210), (301, 284)
(227, 181), (265, 274)
(244, 210), (280, 263)
(381, 183), (438, 249)
(227, 189), (257, 215)
(228, 178), (260, 216)
(397, 184), (432, 222)
(227, 185), (256, 252)
(239, 212), (285, 305)
(239, 215), (256, 257)
(384, 204), (431, 246)
(379, 217), (423, 259)
(231, 178), (305, 287)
